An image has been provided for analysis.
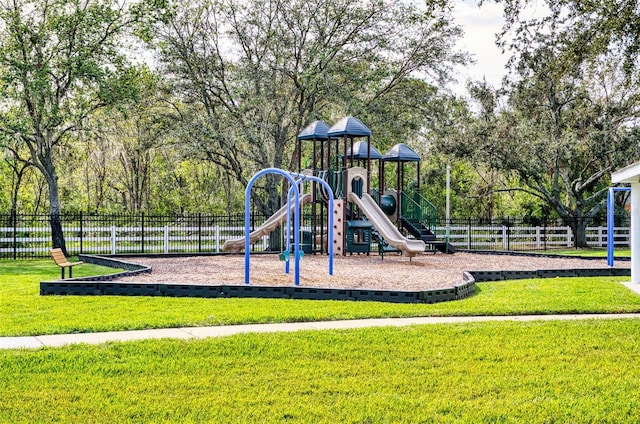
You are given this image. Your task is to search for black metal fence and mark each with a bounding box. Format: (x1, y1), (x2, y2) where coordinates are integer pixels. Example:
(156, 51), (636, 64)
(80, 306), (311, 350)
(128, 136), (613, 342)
(0, 213), (631, 259)
(0, 212), (270, 259)
(438, 217), (630, 252)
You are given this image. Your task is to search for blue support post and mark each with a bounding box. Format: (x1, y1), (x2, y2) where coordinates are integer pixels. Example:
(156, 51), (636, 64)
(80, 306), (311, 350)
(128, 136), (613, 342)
(607, 188), (615, 267)
(607, 187), (630, 267)
(284, 183), (300, 275)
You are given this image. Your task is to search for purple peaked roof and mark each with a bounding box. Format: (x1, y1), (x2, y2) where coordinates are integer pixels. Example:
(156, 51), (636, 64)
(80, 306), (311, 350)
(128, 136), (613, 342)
(346, 141), (382, 160)
(382, 143), (421, 162)
(327, 116), (371, 137)
(297, 120), (330, 140)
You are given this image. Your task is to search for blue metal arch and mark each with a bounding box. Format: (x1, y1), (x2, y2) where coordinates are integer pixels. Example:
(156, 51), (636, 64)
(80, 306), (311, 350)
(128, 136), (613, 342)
(299, 174), (335, 274)
(244, 168), (334, 286)
(245, 169), (301, 284)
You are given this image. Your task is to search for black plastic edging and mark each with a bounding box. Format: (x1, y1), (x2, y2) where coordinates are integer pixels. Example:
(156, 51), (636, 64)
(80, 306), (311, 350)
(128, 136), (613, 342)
(39, 254), (630, 304)
(468, 267), (630, 282)
(39, 280), (469, 304)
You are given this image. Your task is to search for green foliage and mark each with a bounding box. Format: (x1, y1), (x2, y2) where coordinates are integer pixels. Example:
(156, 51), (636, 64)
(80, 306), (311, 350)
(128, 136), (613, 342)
(3, 320), (640, 422)
(439, 55), (640, 241)
(0, 0), (141, 138)
(65, 67), (184, 214)
(2, 259), (640, 337)
(148, 0), (468, 215)
(1, 0), (639, 224)
(496, 0), (640, 79)
(0, 0), (151, 250)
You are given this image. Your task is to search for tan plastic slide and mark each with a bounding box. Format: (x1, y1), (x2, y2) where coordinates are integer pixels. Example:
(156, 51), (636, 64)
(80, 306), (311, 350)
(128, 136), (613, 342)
(348, 192), (425, 257)
(222, 193), (313, 253)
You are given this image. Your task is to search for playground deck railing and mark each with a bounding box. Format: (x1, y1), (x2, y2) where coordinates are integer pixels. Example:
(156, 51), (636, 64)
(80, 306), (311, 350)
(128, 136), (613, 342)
(400, 191), (438, 233)
(0, 213), (631, 259)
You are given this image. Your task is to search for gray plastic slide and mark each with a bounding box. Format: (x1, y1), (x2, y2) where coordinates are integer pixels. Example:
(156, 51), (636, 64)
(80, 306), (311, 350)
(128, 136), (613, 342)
(348, 192), (425, 257)
(222, 193), (313, 253)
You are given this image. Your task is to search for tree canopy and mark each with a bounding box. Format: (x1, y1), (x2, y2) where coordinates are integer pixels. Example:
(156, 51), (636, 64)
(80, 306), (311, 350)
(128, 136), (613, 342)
(441, 0), (640, 245)
(1, 0), (639, 251)
(490, 0), (640, 79)
(147, 0), (467, 214)
(0, 0), (147, 251)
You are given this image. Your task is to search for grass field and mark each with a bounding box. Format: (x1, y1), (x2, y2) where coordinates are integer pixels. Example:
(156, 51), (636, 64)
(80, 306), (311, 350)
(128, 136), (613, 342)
(2, 319), (640, 422)
(2, 260), (640, 337)
(3, 257), (640, 422)
(539, 248), (631, 257)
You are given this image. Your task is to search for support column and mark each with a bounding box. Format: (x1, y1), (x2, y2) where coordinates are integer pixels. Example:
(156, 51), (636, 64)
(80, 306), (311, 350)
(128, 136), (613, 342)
(632, 182), (640, 284)
(333, 199), (345, 256)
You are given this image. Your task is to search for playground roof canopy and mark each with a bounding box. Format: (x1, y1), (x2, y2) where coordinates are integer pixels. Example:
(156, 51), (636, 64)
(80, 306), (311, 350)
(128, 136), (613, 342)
(347, 141), (382, 160)
(382, 143), (420, 162)
(297, 120), (330, 140)
(327, 116), (371, 137)
(612, 161), (640, 183)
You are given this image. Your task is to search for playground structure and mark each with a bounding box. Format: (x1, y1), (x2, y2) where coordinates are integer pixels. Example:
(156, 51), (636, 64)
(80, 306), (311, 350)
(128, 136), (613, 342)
(222, 116), (454, 259)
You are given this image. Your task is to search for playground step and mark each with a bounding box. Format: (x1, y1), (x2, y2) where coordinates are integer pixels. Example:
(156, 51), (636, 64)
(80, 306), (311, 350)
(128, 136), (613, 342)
(400, 217), (455, 254)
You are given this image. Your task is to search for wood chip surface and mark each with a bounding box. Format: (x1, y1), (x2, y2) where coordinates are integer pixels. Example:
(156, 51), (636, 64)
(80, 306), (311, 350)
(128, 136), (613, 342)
(115, 252), (629, 291)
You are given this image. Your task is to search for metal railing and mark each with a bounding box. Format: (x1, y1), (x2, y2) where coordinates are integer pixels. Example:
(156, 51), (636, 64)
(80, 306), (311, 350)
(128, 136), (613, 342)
(0, 213), (631, 259)
(439, 217), (631, 252)
(400, 191), (438, 232)
(0, 212), (269, 259)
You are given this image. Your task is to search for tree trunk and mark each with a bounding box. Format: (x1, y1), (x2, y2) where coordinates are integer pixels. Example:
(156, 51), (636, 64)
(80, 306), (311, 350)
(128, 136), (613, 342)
(574, 217), (589, 248)
(564, 215), (589, 248)
(43, 160), (68, 254)
(10, 168), (24, 222)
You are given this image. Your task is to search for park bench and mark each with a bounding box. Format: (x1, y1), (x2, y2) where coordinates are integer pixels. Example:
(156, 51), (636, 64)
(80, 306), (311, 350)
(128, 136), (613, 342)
(50, 248), (83, 279)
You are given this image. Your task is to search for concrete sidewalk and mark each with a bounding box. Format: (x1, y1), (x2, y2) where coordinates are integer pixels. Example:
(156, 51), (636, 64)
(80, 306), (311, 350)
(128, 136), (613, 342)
(3, 313), (640, 350)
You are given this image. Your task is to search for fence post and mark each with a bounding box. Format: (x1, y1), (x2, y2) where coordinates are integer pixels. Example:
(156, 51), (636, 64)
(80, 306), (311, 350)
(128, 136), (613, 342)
(198, 213), (202, 253)
(79, 211), (83, 254)
(502, 224), (507, 250)
(111, 225), (116, 255)
(535, 226), (541, 249)
(567, 226), (572, 247)
(164, 225), (169, 254)
(12, 212), (17, 260)
(467, 217), (471, 250)
(215, 225), (220, 253)
(141, 212), (145, 254)
(597, 226), (602, 248)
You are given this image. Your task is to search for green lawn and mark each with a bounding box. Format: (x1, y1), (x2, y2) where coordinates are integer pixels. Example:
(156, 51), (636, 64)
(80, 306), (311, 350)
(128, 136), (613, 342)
(3, 258), (640, 422)
(0, 257), (123, 280)
(2, 319), (640, 423)
(537, 248), (631, 257)
(2, 259), (640, 337)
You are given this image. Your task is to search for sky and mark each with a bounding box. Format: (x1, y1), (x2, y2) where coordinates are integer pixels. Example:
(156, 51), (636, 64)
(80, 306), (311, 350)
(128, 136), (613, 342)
(451, 0), (508, 93)
(450, 0), (550, 96)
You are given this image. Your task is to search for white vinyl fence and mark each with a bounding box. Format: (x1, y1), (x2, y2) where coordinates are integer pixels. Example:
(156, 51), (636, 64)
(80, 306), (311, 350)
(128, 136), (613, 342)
(0, 222), (631, 258)
(437, 225), (630, 251)
(1, 224), (258, 256)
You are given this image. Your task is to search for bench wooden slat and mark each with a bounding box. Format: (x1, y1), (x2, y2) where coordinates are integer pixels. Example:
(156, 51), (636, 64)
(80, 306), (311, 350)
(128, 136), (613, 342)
(50, 248), (83, 279)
